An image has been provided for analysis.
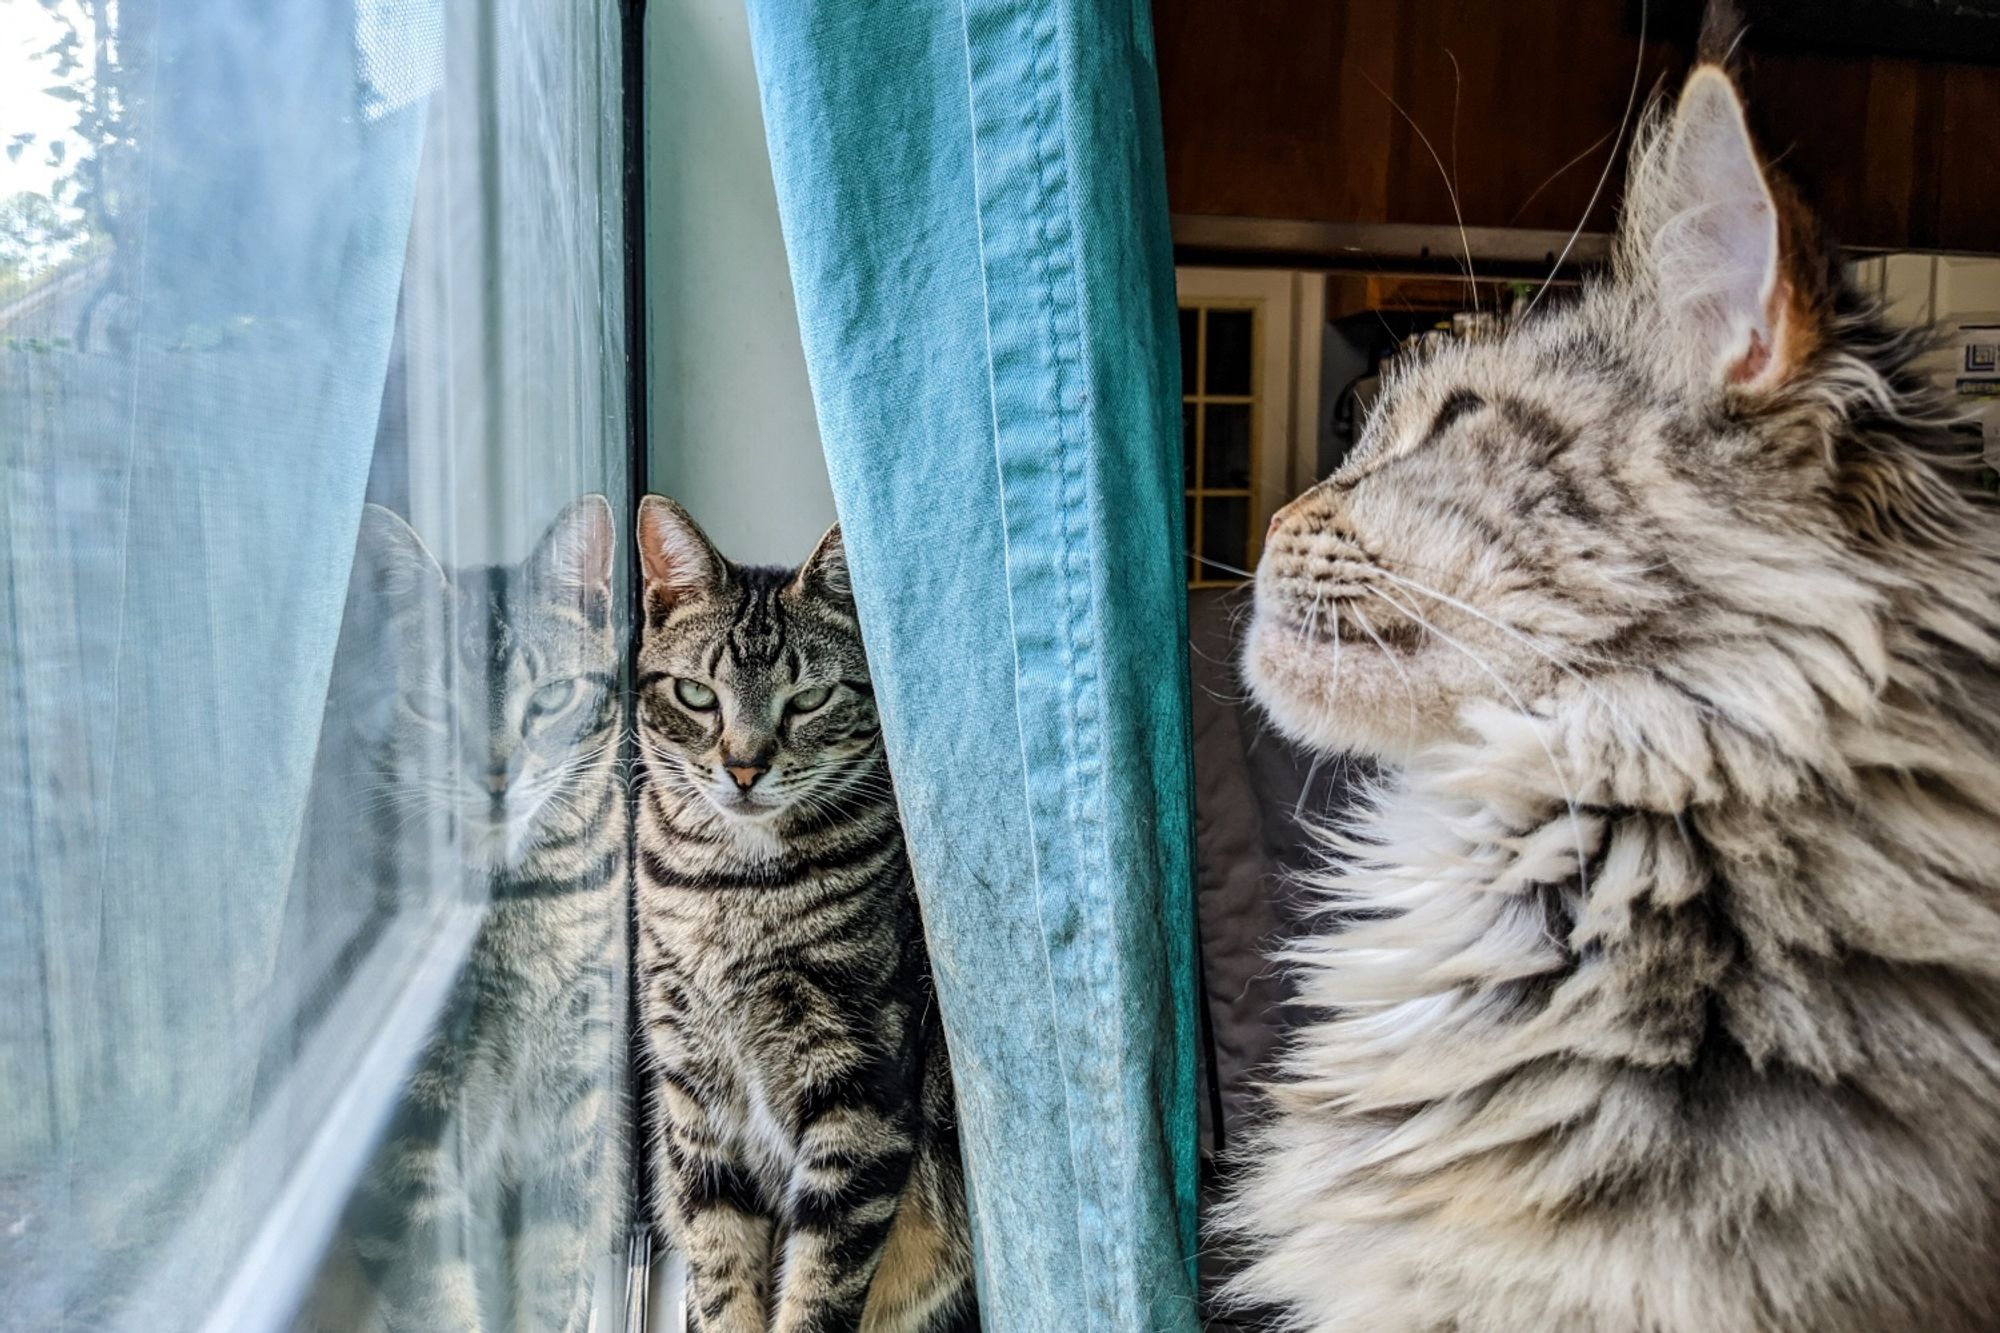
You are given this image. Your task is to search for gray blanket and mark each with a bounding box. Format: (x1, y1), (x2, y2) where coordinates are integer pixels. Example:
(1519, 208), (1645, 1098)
(1188, 588), (1373, 1325)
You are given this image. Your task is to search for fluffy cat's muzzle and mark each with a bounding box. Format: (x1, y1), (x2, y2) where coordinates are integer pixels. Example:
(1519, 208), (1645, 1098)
(1256, 530), (1422, 654)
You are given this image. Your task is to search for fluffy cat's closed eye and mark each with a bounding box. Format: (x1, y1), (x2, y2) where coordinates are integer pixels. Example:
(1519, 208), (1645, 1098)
(1221, 41), (2000, 1333)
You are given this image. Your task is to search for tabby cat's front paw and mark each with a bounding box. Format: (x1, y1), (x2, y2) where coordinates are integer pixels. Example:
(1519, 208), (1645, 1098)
(688, 1290), (770, 1333)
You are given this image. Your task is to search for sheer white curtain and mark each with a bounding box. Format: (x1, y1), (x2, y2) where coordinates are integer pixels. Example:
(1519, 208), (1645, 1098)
(0, 0), (634, 1328)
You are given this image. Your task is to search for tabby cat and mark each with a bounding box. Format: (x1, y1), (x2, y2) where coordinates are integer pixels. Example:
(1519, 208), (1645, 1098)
(1222, 41), (2000, 1333)
(633, 496), (975, 1333)
(303, 497), (627, 1333)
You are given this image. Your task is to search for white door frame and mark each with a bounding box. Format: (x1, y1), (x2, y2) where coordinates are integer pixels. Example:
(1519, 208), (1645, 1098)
(1174, 267), (1324, 575)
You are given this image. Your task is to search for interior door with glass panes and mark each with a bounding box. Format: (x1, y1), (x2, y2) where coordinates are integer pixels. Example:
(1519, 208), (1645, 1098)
(1177, 268), (1322, 586)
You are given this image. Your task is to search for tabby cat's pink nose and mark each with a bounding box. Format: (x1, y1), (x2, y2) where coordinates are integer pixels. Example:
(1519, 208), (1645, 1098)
(726, 764), (766, 791)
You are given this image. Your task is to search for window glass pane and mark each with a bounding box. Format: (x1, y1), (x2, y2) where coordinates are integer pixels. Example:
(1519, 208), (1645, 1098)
(1204, 308), (1253, 395)
(1178, 305), (1198, 394)
(1185, 494), (1198, 582)
(1199, 496), (1250, 576)
(1182, 399), (1197, 490)
(1202, 402), (1252, 489)
(0, 1), (631, 1330)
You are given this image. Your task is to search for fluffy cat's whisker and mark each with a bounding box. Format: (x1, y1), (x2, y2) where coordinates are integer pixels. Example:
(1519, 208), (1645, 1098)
(1361, 69), (1477, 313)
(1522, 0), (1648, 324)
(1443, 46), (1477, 313)
(1347, 603), (1421, 749)
(1507, 127), (1617, 228)
(1329, 598), (1343, 696)
(1347, 552), (1636, 674)
(1369, 565), (1655, 754)
(1224, 592), (1261, 643)
(1191, 551), (1258, 580)
(1301, 586), (1327, 648)
(1364, 583), (1594, 898)
(1293, 750), (1328, 825)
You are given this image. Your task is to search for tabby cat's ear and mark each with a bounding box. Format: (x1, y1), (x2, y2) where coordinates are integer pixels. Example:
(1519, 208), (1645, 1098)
(1626, 65), (1824, 393)
(638, 494), (726, 617)
(791, 522), (852, 612)
(353, 503), (445, 603)
(532, 494), (616, 615)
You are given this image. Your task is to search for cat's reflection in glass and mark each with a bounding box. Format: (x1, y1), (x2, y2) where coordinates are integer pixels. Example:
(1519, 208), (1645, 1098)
(298, 497), (626, 1333)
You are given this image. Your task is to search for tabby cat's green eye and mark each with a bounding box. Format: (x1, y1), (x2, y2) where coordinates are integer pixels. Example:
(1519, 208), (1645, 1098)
(529, 679), (578, 716)
(787, 684), (833, 714)
(674, 678), (718, 711)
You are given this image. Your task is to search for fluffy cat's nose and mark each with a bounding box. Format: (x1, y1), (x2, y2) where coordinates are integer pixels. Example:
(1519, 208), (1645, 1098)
(1268, 503), (1292, 541)
(725, 763), (767, 791)
(1264, 480), (1344, 544)
(486, 768), (510, 796)
(1269, 492), (1319, 542)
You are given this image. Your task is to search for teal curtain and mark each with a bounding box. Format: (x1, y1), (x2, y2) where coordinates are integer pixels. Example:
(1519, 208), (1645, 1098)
(742, 2), (1199, 1328)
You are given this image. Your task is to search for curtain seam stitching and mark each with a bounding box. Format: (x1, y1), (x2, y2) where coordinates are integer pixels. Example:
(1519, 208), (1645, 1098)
(954, 1), (1101, 1318)
(1019, 0), (1124, 1319)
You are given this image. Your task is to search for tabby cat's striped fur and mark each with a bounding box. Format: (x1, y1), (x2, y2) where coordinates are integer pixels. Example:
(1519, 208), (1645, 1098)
(1223, 44), (2000, 1333)
(305, 497), (626, 1333)
(634, 496), (974, 1333)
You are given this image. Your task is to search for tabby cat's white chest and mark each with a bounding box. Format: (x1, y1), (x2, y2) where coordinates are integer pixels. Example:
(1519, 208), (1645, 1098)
(734, 1059), (800, 1187)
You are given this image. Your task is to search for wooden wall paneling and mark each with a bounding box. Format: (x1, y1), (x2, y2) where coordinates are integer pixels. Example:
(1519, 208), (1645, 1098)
(1853, 58), (1925, 250)
(1336, 3), (1404, 223)
(1935, 63), (2000, 252)
(1156, 0), (2000, 255)
(1749, 49), (1914, 250)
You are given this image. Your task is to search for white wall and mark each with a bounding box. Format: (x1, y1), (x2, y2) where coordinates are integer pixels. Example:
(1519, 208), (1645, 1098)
(645, 0), (835, 566)
(1851, 253), (2000, 463)
(640, 19), (830, 1325)
(1850, 253), (2000, 329)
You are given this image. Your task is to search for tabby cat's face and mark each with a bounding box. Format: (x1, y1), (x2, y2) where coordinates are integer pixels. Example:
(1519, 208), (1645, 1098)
(635, 497), (879, 827)
(350, 497), (618, 871)
(1250, 68), (1916, 764)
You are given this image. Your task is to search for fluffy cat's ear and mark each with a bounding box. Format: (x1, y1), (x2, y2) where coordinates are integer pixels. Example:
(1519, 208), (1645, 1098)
(638, 494), (726, 617)
(532, 494), (616, 614)
(1624, 65), (1823, 392)
(791, 522), (852, 611)
(352, 503), (445, 603)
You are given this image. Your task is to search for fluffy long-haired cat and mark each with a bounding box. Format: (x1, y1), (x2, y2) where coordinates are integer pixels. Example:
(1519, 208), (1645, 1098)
(302, 497), (626, 1333)
(1220, 40), (2000, 1333)
(633, 496), (975, 1333)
